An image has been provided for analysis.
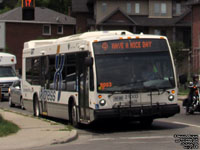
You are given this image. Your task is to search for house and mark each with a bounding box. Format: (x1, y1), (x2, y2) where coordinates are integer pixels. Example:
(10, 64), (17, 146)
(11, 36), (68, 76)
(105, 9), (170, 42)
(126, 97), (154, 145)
(0, 7), (76, 73)
(72, 0), (192, 75)
(189, 0), (200, 73)
(72, 0), (191, 48)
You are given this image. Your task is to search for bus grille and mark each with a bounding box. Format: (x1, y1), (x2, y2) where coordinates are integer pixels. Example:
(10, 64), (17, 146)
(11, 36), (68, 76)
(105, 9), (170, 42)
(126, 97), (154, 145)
(0, 82), (13, 89)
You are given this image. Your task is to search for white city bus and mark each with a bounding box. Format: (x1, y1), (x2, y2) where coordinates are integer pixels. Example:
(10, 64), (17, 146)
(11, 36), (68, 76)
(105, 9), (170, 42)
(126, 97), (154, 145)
(22, 31), (180, 126)
(0, 52), (19, 101)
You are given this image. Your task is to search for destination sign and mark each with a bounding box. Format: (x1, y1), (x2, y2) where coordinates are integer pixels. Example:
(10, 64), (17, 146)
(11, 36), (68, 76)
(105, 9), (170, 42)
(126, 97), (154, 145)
(93, 39), (169, 55)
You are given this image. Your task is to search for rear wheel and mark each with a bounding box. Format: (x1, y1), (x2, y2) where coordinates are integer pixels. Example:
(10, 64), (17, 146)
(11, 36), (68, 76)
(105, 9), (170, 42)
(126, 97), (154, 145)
(20, 97), (25, 110)
(188, 107), (194, 114)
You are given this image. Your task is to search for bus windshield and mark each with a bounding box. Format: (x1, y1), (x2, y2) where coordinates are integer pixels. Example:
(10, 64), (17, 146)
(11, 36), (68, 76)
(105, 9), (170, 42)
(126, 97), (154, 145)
(93, 39), (175, 92)
(0, 66), (16, 77)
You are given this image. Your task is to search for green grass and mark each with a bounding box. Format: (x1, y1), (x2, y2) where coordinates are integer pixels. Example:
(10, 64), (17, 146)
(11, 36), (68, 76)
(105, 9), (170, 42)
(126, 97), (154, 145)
(178, 86), (189, 95)
(0, 115), (20, 137)
(59, 125), (74, 131)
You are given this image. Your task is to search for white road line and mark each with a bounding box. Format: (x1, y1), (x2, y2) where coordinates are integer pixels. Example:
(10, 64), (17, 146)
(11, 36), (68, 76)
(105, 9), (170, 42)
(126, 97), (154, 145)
(89, 136), (172, 142)
(120, 136), (172, 140)
(89, 138), (115, 141)
(172, 121), (200, 128)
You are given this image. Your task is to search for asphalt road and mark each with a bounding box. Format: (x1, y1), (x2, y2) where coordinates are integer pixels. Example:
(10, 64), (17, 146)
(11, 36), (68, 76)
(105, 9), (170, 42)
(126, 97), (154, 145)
(0, 100), (200, 150)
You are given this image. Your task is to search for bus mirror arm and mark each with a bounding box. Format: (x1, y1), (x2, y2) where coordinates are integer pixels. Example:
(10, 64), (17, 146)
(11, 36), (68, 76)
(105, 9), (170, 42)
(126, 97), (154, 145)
(85, 57), (93, 66)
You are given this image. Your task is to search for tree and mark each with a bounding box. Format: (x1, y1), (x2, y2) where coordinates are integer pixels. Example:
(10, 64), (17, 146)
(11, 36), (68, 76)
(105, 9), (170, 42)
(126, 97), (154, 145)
(170, 41), (188, 67)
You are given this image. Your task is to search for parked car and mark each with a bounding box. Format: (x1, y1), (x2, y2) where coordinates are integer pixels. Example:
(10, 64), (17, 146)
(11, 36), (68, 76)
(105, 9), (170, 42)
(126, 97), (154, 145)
(8, 79), (24, 109)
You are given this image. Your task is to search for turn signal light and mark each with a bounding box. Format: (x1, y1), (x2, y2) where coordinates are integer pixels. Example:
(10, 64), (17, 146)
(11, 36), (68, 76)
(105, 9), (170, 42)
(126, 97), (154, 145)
(98, 95), (102, 99)
(171, 90), (175, 94)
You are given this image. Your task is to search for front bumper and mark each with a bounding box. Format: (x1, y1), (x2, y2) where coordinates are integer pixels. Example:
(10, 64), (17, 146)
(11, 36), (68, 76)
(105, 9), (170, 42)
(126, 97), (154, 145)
(94, 104), (180, 120)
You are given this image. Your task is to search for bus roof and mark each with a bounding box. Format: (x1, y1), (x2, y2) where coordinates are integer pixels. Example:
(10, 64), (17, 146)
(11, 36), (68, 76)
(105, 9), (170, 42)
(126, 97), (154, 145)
(0, 52), (16, 65)
(23, 30), (168, 51)
(57, 30), (134, 42)
(24, 39), (57, 49)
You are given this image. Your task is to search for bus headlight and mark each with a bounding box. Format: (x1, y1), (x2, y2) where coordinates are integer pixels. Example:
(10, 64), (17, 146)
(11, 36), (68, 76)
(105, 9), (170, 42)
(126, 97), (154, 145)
(168, 95), (174, 101)
(99, 99), (106, 106)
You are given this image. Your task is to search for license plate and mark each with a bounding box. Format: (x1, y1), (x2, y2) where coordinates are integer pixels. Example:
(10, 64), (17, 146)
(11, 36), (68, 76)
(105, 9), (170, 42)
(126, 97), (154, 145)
(124, 94), (139, 100)
(113, 96), (123, 102)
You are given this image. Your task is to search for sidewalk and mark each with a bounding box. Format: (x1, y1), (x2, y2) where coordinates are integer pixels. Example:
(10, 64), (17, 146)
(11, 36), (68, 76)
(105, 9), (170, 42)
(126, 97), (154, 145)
(0, 109), (78, 150)
(178, 95), (187, 101)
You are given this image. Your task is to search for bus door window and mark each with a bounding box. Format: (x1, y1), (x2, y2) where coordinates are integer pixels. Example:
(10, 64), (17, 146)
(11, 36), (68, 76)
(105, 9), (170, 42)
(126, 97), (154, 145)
(65, 54), (77, 92)
(46, 55), (56, 90)
(32, 57), (40, 85)
(40, 56), (49, 88)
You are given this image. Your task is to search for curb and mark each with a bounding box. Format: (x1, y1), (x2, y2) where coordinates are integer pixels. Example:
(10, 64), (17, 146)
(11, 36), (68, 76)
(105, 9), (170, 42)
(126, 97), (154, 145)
(0, 108), (78, 149)
(51, 129), (79, 145)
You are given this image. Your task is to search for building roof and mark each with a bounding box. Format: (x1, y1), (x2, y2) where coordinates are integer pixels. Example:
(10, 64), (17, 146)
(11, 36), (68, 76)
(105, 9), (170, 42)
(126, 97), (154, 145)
(0, 7), (76, 25)
(96, 7), (191, 27)
(187, 0), (200, 5)
(98, 8), (136, 25)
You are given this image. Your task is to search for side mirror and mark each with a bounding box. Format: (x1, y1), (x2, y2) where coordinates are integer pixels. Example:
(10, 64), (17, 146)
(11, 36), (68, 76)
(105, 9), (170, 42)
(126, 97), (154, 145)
(85, 57), (93, 66)
(179, 74), (187, 84)
(189, 81), (193, 86)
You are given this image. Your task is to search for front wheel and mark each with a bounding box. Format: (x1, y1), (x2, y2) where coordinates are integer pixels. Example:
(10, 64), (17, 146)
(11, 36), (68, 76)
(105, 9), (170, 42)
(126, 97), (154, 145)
(70, 103), (79, 128)
(140, 118), (153, 128)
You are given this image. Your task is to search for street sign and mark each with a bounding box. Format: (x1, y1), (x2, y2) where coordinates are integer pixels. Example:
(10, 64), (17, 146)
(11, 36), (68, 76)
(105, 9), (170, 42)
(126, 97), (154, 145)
(22, 0), (35, 8)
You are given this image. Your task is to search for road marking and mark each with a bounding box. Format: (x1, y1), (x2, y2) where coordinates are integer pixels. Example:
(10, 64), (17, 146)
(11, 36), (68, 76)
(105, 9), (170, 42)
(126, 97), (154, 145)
(120, 135), (172, 140)
(172, 121), (200, 128)
(117, 141), (171, 144)
(89, 138), (115, 141)
(89, 136), (172, 142)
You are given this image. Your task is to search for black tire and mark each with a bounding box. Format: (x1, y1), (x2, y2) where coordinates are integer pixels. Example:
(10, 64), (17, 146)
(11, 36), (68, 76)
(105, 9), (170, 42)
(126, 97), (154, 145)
(9, 95), (14, 107)
(188, 108), (194, 114)
(34, 96), (40, 117)
(70, 103), (79, 128)
(20, 97), (25, 110)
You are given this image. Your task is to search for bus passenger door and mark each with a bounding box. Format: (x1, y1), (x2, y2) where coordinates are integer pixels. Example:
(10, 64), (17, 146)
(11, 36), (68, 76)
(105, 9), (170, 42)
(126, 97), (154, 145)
(78, 53), (90, 121)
